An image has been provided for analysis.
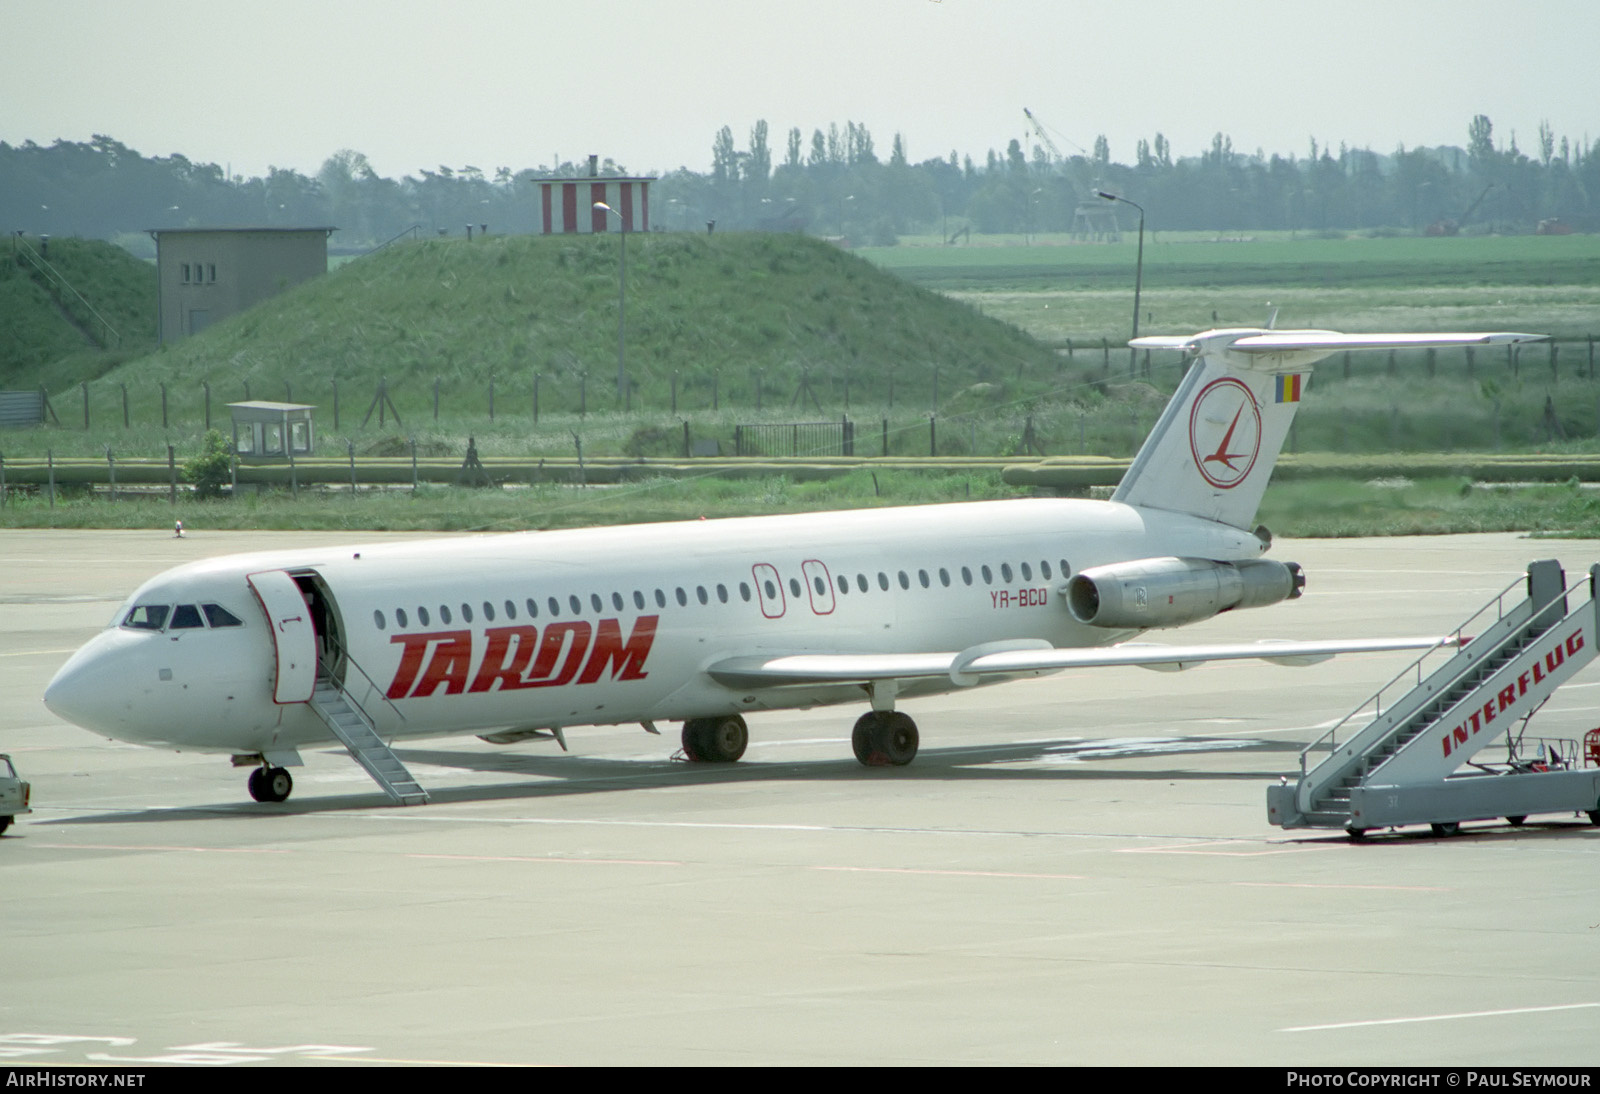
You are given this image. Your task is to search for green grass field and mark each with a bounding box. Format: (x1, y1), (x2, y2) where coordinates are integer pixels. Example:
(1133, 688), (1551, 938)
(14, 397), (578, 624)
(4, 229), (1599, 537)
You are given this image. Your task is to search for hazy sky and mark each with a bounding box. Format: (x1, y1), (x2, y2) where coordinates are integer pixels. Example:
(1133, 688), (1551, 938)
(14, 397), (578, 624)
(4, 0), (1596, 179)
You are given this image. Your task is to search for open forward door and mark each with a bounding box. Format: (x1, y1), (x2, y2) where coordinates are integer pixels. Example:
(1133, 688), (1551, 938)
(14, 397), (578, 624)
(247, 569), (317, 704)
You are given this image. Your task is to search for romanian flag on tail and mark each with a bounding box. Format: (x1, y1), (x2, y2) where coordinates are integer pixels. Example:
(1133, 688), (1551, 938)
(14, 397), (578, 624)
(1275, 374), (1303, 403)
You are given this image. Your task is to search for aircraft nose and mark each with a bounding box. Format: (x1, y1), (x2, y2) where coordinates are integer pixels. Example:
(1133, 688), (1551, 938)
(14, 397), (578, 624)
(44, 629), (140, 733)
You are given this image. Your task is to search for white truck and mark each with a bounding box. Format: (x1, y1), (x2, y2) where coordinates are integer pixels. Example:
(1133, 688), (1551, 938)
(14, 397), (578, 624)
(0, 755), (31, 836)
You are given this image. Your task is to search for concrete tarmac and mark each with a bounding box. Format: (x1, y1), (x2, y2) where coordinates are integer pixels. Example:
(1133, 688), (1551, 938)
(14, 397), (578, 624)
(3, 528), (1599, 1066)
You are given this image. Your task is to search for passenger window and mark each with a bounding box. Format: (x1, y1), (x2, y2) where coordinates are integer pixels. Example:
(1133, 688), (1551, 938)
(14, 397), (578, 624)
(569, 595), (582, 615)
(675, 587), (688, 606)
(939, 568), (951, 587)
(526, 598), (539, 618)
(483, 602), (495, 621)
(169, 604), (204, 629)
(717, 584), (728, 603)
(418, 607), (431, 626)
(918, 570), (930, 589)
(612, 592), (624, 611)
(1060, 559), (1071, 578)
(1020, 562), (1032, 581)
(441, 605), (453, 624)
(837, 575), (849, 594)
(591, 593), (603, 613)
(961, 566), (973, 586)
(981, 565), (993, 585)
(123, 604), (170, 631)
(505, 599), (516, 619)
(856, 574), (868, 593)
(634, 590), (646, 610)
(547, 597), (560, 617)
(764, 580), (777, 599)
(897, 571), (910, 590)
(814, 576), (826, 595)
(655, 589), (667, 608)
(374, 610), (387, 631)
(696, 586), (708, 605)
(1041, 561), (1052, 580)
(461, 604), (473, 623)
(1001, 563), (1013, 583)
(740, 583), (752, 602)
(397, 608), (409, 628)
(203, 603), (243, 627)
(876, 573), (888, 591)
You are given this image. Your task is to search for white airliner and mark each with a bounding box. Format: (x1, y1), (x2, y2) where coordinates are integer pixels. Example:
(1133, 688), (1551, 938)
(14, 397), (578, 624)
(44, 327), (1544, 805)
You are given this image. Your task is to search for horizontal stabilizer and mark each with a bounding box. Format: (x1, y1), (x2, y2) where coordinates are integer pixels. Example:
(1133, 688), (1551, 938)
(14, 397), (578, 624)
(707, 635), (1462, 690)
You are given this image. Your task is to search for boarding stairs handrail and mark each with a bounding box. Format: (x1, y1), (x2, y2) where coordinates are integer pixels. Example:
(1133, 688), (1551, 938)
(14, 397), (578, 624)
(1296, 572), (1527, 780)
(320, 635), (406, 730)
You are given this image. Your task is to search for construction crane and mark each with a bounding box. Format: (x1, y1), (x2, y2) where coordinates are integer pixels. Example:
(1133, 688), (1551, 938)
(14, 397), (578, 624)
(1022, 108), (1121, 241)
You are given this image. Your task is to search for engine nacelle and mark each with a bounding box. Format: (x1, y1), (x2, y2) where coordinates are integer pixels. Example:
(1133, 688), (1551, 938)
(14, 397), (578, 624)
(1066, 557), (1304, 630)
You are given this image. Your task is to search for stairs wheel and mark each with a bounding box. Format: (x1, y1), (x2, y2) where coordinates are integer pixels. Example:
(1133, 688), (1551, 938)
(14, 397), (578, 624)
(1429, 821), (1461, 838)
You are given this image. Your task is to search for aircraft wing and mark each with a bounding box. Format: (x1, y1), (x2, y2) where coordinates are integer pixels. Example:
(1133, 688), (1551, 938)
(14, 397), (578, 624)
(706, 635), (1459, 689)
(1227, 331), (1546, 353)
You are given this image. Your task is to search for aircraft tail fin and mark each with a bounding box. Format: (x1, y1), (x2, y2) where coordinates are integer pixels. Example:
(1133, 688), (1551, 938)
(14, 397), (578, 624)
(1112, 329), (1546, 529)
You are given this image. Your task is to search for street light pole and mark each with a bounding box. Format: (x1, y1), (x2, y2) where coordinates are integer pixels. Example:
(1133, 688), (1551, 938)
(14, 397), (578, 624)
(1096, 190), (1144, 374)
(594, 201), (627, 403)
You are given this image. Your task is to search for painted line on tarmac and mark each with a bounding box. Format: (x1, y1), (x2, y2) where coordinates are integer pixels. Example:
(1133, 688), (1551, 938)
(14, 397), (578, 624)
(407, 852), (681, 867)
(1233, 880), (1450, 892)
(813, 865), (1085, 880)
(1280, 1001), (1600, 1032)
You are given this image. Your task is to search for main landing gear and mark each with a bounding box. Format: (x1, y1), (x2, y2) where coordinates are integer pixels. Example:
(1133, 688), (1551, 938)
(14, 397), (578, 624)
(681, 715), (749, 763)
(247, 765), (294, 803)
(852, 711), (919, 767)
(677, 709), (921, 767)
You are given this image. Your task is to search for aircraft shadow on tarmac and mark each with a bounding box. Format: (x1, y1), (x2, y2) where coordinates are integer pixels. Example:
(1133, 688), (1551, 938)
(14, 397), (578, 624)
(40, 734), (1307, 825)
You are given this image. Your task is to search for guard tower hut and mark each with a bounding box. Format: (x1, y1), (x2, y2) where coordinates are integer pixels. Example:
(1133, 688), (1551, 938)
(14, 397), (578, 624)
(229, 401), (315, 461)
(538, 155), (653, 234)
(148, 227), (335, 343)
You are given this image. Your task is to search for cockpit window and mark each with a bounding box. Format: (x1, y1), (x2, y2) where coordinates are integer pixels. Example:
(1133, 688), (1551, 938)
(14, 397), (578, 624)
(169, 604), (205, 629)
(203, 603), (243, 628)
(123, 604), (170, 631)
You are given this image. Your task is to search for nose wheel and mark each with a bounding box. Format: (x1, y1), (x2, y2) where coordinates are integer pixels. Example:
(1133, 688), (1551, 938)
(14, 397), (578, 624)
(247, 765), (294, 803)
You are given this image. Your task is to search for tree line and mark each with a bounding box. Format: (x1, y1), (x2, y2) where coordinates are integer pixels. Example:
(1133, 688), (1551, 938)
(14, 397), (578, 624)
(3, 115), (1595, 250)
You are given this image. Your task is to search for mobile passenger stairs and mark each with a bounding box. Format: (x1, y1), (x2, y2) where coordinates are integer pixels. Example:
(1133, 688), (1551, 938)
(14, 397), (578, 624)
(1268, 560), (1600, 839)
(308, 641), (428, 806)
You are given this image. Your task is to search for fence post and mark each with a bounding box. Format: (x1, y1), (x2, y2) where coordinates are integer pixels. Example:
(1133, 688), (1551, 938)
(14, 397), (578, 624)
(881, 417), (888, 457)
(81, 382), (88, 430)
(671, 371), (678, 415)
(712, 371), (719, 412)
(682, 420), (690, 458)
(929, 415), (937, 456)
(1551, 342), (1559, 382)
(932, 369), (939, 413)
(48, 448), (55, 507)
(284, 381), (292, 404)
(204, 381), (212, 430)
(489, 374), (495, 422)
(121, 383), (129, 428)
(161, 382), (168, 429)
(410, 436), (418, 490)
(332, 379), (339, 430)
(107, 447), (115, 500)
(580, 374), (587, 418)
(348, 439), (356, 494)
(734, 425), (742, 456)
(533, 373), (540, 423)
(755, 370), (762, 412)
(0, 452), (5, 507)
(433, 377), (440, 422)
(167, 444), (177, 506)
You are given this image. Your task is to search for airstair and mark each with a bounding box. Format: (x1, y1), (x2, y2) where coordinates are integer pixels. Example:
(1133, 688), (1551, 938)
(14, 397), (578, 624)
(1268, 559), (1600, 837)
(309, 674), (429, 806)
